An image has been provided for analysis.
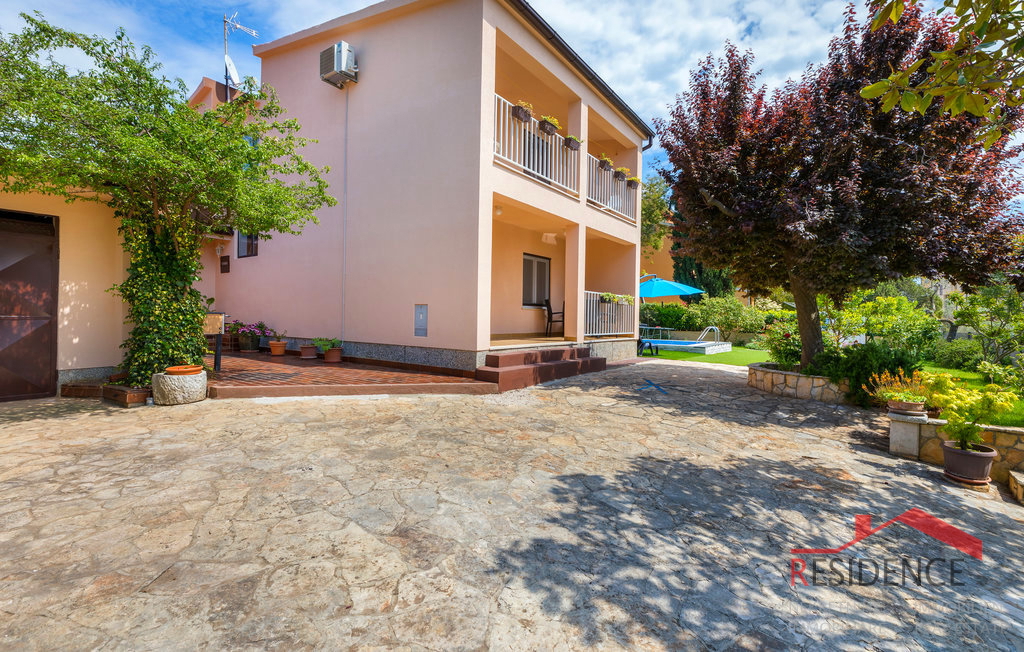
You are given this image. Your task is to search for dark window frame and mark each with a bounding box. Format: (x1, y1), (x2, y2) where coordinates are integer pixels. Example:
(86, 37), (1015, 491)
(237, 231), (258, 258)
(522, 253), (551, 308)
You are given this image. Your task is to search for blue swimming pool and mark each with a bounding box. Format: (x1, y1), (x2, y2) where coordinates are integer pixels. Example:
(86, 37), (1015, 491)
(645, 339), (732, 354)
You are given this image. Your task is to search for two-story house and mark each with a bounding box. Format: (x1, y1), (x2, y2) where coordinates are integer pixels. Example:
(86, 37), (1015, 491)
(200, 0), (653, 376)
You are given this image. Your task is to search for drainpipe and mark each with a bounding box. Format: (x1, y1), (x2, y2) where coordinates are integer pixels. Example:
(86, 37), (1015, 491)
(642, 136), (654, 151)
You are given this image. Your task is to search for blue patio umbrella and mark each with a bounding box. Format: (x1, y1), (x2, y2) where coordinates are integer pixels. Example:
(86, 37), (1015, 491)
(639, 276), (704, 299)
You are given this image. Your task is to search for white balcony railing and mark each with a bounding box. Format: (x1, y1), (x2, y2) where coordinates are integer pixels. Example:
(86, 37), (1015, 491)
(584, 291), (635, 337)
(586, 155), (638, 223)
(493, 94), (579, 195)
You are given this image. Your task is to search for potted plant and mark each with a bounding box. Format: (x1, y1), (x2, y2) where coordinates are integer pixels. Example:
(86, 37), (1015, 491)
(614, 167), (630, 181)
(299, 342), (319, 359)
(268, 329), (287, 356)
(933, 383), (1018, 484)
(616, 294), (635, 306)
(511, 100), (533, 122)
(866, 370), (927, 415)
(563, 134), (582, 151)
(598, 154), (614, 171)
(233, 321), (269, 353)
(599, 292), (617, 304)
(538, 115), (561, 136)
(313, 337), (343, 363)
(626, 176), (641, 189)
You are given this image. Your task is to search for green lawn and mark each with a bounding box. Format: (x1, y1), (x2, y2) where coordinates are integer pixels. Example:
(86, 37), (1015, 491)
(921, 364), (1024, 428)
(651, 345), (770, 367)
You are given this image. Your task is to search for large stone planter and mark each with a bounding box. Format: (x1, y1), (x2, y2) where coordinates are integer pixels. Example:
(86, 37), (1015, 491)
(746, 362), (849, 405)
(888, 414), (1024, 484)
(151, 370), (207, 405)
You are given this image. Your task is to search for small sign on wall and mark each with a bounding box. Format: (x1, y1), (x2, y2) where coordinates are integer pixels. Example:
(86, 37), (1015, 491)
(414, 304), (428, 337)
(220, 255), (230, 273)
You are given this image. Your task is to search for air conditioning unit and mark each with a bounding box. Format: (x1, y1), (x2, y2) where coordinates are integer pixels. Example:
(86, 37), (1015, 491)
(320, 41), (358, 88)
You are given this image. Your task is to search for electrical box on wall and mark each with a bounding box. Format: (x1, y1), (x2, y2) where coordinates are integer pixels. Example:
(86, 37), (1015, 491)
(414, 304), (428, 337)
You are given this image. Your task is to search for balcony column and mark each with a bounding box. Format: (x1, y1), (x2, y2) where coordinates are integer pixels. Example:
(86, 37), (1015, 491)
(564, 224), (586, 341)
(569, 101), (588, 203)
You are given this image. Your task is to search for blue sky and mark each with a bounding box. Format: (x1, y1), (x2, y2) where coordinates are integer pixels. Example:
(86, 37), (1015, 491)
(2, 0), (867, 176)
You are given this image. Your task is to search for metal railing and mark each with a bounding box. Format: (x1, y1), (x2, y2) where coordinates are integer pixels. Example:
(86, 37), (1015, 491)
(698, 326), (722, 343)
(493, 94), (579, 194)
(585, 291), (635, 337)
(586, 155), (638, 222)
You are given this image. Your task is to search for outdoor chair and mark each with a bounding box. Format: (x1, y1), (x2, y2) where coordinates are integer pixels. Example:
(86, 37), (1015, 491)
(544, 299), (564, 337)
(638, 337), (659, 356)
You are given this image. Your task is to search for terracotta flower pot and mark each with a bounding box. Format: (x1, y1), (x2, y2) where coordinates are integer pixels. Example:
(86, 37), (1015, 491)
(538, 119), (559, 136)
(942, 441), (997, 485)
(268, 341), (287, 356)
(165, 365), (203, 376)
(887, 399), (926, 416)
(299, 344), (318, 359)
(563, 137), (581, 151)
(323, 347), (343, 363)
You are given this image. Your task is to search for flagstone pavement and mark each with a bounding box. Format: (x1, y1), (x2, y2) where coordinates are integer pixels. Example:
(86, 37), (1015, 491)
(1, 360), (1022, 650)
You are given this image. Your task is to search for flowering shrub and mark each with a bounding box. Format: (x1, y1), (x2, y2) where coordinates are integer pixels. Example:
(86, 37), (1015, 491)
(758, 316), (802, 370)
(226, 320), (274, 337)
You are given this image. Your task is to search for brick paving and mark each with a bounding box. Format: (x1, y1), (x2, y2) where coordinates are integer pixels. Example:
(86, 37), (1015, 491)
(205, 353), (495, 398)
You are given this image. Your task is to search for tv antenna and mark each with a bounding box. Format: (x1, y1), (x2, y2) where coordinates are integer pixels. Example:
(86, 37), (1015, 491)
(222, 12), (258, 102)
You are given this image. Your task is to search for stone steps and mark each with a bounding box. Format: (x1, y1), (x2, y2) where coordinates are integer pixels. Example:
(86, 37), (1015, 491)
(476, 347), (606, 391)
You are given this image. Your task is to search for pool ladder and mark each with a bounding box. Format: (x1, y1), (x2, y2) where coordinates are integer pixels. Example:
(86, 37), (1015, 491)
(697, 326), (722, 343)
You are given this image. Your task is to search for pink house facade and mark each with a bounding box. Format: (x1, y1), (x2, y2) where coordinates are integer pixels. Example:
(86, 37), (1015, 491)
(199, 0), (652, 372)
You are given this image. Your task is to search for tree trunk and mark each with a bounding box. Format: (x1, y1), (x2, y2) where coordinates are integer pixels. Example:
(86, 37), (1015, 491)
(790, 274), (824, 368)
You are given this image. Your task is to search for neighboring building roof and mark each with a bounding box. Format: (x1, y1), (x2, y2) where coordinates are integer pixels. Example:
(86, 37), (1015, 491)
(187, 77), (241, 107)
(252, 0), (654, 140)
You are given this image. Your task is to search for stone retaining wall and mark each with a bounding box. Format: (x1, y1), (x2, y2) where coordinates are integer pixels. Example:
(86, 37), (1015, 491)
(888, 413), (1024, 483)
(747, 362), (849, 405)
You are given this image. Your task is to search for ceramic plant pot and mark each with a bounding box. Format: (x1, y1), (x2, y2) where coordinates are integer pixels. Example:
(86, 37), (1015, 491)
(323, 347), (343, 363)
(299, 344), (318, 359)
(165, 365), (203, 376)
(887, 399), (926, 417)
(941, 441), (997, 485)
(268, 341), (287, 356)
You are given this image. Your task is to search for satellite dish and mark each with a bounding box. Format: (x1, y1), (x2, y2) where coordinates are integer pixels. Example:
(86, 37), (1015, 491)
(224, 54), (241, 87)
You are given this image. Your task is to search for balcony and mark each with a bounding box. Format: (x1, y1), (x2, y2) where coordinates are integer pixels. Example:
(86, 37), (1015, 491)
(586, 155), (638, 223)
(584, 291), (634, 337)
(493, 94), (579, 196)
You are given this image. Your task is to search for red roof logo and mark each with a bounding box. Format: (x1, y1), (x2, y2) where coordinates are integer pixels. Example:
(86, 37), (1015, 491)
(790, 508), (982, 560)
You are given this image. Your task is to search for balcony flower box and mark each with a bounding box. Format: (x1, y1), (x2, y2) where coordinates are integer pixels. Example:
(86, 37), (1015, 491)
(563, 136), (582, 151)
(511, 104), (532, 122)
(613, 170), (627, 181)
(626, 177), (640, 189)
(598, 159), (613, 172)
(538, 119), (559, 136)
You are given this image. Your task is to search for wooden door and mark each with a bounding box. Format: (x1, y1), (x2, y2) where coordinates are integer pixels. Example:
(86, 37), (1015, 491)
(0, 211), (58, 401)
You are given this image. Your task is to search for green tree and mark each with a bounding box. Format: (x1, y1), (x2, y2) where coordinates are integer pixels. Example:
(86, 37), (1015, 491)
(949, 282), (1024, 363)
(866, 0), (1024, 145)
(671, 251), (735, 298)
(0, 15), (335, 386)
(640, 175), (672, 251)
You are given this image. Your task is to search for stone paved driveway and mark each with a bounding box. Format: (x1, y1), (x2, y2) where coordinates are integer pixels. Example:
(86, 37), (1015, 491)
(1, 360), (1022, 650)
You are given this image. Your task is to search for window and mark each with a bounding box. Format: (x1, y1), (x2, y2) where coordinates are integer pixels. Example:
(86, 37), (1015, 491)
(522, 253), (550, 307)
(237, 232), (258, 258)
